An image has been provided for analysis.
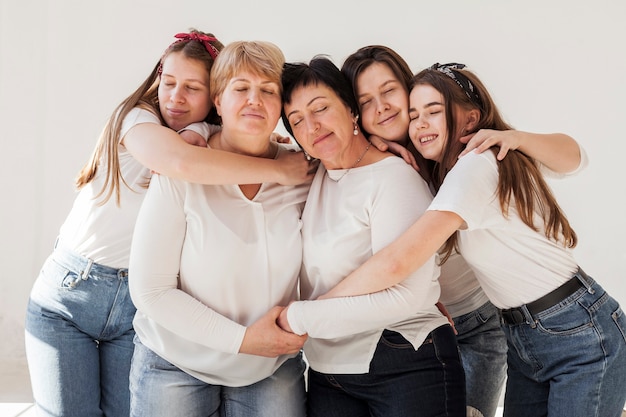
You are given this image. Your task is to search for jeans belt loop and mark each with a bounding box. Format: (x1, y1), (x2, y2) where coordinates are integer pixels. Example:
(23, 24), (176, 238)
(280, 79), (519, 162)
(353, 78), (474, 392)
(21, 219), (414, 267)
(80, 258), (94, 280)
(573, 267), (594, 294)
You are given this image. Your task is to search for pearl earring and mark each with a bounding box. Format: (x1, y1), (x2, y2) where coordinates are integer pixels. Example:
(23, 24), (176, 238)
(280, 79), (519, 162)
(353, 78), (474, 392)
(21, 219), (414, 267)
(353, 115), (359, 136)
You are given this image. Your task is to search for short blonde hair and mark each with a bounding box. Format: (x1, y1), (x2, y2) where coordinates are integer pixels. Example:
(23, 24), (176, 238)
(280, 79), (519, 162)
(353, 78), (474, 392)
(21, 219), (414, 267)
(210, 40), (285, 102)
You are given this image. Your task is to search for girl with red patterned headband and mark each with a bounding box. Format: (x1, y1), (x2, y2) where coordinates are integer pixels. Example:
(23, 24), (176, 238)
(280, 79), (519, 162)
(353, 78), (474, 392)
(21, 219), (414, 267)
(24, 29), (314, 417)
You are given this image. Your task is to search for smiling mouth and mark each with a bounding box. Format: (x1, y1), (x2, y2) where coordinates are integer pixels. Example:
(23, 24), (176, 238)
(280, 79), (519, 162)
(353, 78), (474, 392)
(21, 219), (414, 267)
(312, 132), (331, 146)
(419, 134), (437, 144)
(379, 113), (398, 125)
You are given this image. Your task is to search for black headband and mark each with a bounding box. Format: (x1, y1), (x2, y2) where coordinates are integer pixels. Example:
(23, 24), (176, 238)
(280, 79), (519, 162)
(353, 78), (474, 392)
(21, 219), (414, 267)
(429, 63), (483, 110)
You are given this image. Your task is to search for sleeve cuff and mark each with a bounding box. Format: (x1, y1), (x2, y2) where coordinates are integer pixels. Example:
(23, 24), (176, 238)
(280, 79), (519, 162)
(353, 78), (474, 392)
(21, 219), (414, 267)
(286, 302), (307, 336)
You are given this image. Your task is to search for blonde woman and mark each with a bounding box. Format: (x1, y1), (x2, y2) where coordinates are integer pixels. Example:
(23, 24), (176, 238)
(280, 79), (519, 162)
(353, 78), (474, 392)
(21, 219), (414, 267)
(128, 41), (308, 417)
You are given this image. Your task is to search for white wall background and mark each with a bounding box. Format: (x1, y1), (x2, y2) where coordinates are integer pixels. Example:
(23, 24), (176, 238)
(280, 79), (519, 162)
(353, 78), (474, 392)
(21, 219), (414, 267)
(1, 0), (625, 398)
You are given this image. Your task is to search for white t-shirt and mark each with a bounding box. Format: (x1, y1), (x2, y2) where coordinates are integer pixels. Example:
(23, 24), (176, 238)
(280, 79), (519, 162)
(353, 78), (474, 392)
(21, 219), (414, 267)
(57, 107), (217, 268)
(287, 156), (449, 374)
(428, 151), (580, 309)
(437, 145), (588, 316)
(129, 143), (309, 387)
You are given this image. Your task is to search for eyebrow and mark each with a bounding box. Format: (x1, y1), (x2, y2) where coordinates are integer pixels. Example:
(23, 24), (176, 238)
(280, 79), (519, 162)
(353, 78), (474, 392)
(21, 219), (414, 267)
(230, 77), (277, 86)
(286, 95), (325, 118)
(161, 73), (207, 85)
(357, 79), (397, 99)
(408, 101), (443, 113)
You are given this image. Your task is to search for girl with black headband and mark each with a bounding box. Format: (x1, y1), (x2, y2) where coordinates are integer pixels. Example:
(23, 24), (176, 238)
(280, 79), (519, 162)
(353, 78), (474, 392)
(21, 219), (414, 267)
(341, 46), (586, 417)
(318, 63), (626, 417)
(24, 30), (313, 417)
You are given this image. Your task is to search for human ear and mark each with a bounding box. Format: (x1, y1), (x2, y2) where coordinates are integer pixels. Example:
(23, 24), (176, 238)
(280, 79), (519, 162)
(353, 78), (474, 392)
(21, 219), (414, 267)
(213, 94), (222, 116)
(464, 109), (481, 132)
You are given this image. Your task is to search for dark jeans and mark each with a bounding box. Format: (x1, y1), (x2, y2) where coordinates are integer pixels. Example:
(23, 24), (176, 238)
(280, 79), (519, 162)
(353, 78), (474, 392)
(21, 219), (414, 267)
(307, 324), (466, 417)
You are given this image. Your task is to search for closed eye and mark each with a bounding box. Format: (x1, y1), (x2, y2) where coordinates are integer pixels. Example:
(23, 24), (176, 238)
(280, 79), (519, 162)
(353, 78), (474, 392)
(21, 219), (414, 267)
(359, 98), (372, 108)
(291, 117), (303, 127)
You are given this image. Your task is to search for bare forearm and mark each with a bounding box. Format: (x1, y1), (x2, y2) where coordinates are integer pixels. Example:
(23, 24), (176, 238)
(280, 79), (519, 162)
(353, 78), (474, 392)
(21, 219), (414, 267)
(172, 146), (287, 184)
(320, 211), (462, 299)
(462, 130), (583, 174)
(124, 124), (310, 185)
(516, 131), (581, 173)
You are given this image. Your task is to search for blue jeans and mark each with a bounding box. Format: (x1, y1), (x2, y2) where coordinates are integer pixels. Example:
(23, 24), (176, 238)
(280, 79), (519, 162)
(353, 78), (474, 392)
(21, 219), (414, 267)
(129, 337), (307, 417)
(307, 325), (466, 417)
(454, 301), (507, 417)
(24, 246), (136, 417)
(502, 273), (626, 417)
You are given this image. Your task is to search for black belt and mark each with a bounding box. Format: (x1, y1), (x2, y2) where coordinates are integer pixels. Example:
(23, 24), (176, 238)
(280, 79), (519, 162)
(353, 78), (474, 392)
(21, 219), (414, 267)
(500, 268), (588, 325)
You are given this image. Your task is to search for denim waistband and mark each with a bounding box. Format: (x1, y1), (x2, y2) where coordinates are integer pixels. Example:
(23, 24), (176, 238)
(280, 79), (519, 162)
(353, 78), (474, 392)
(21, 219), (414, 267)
(500, 267), (593, 325)
(52, 244), (128, 280)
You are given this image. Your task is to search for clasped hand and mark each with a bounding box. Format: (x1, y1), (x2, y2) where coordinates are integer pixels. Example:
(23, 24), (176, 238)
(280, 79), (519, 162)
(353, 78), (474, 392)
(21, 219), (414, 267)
(238, 306), (306, 358)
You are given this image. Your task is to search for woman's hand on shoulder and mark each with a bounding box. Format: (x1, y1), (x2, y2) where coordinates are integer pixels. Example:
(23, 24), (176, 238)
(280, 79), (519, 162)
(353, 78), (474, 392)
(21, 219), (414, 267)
(270, 132), (292, 144)
(179, 130), (208, 148)
(370, 135), (418, 171)
(275, 150), (319, 185)
(459, 129), (521, 160)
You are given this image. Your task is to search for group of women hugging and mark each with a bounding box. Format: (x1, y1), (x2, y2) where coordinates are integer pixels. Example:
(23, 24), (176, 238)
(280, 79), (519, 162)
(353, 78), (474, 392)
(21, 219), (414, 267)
(24, 29), (626, 417)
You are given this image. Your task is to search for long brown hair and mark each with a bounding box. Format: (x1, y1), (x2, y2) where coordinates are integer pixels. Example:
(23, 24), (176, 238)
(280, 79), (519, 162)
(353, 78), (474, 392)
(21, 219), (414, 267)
(75, 29), (223, 206)
(410, 66), (577, 262)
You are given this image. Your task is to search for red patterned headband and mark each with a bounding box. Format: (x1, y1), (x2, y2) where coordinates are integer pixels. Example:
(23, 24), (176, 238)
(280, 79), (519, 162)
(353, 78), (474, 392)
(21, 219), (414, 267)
(157, 32), (220, 75)
(173, 32), (220, 60)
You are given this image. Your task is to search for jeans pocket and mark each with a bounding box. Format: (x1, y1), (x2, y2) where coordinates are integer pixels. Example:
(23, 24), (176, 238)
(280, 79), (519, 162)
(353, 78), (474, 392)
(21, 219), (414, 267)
(611, 305), (626, 343)
(41, 258), (80, 289)
(379, 330), (414, 349)
(475, 302), (499, 324)
(535, 301), (594, 336)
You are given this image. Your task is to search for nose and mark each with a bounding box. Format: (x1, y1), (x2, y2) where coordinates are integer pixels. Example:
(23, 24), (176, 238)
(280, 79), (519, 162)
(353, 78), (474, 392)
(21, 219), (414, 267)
(247, 88), (262, 106)
(304, 116), (319, 134)
(409, 115), (427, 139)
(170, 86), (185, 103)
(376, 99), (389, 113)
(414, 114), (428, 129)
